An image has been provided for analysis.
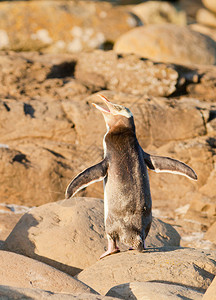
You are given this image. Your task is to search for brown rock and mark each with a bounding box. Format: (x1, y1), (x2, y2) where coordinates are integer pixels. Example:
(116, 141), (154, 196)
(131, 1), (186, 26)
(202, 0), (216, 14)
(0, 285), (117, 300)
(0, 1), (137, 52)
(0, 203), (28, 249)
(75, 51), (179, 97)
(106, 281), (203, 300)
(76, 248), (216, 294)
(0, 146), (73, 206)
(197, 8), (216, 28)
(205, 222), (216, 245)
(4, 197), (180, 276)
(148, 137), (215, 209)
(114, 24), (216, 65)
(186, 66), (216, 102)
(203, 276), (216, 300)
(190, 24), (216, 42)
(0, 87), (214, 206)
(0, 250), (96, 294)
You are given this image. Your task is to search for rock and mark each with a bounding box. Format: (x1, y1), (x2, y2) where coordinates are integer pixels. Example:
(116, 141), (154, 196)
(186, 65), (216, 102)
(205, 222), (216, 245)
(0, 250), (96, 294)
(106, 281), (203, 300)
(68, 93), (208, 149)
(0, 285), (118, 300)
(0, 203), (28, 249)
(75, 50), (179, 97)
(0, 146), (73, 206)
(4, 197), (180, 276)
(203, 276), (216, 300)
(131, 1), (186, 26)
(197, 8), (216, 28)
(148, 137), (215, 209)
(114, 24), (216, 65)
(190, 24), (216, 42)
(0, 1), (137, 52)
(76, 248), (216, 294)
(2, 67), (214, 207)
(202, 0), (216, 14)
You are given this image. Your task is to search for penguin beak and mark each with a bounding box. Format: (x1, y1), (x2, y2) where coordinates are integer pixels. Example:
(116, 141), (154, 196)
(92, 94), (115, 115)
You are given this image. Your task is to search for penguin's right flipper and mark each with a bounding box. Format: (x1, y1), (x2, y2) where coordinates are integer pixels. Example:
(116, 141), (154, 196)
(65, 158), (108, 199)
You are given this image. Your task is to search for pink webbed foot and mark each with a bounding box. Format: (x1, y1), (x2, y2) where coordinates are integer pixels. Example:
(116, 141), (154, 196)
(100, 247), (120, 259)
(100, 235), (120, 259)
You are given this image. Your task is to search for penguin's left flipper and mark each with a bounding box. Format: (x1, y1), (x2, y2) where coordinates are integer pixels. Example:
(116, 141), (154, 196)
(143, 152), (197, 180)
(65, 158), (108, 199)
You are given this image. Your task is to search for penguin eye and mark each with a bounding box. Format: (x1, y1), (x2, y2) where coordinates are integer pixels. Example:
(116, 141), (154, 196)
(113, 105), (123, 111)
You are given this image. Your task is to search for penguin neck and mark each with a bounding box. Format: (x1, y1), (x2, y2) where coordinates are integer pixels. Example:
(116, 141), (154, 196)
(104, 124), (137, 154)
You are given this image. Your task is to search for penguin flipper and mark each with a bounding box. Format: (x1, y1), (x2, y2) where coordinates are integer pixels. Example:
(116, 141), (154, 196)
(65, 159), (108, 199)
(143, 152), (197, 180)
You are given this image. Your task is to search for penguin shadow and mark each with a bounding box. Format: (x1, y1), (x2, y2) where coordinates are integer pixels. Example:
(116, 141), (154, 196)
(119, 246), (186, 255)
(3, 213), (82, 277)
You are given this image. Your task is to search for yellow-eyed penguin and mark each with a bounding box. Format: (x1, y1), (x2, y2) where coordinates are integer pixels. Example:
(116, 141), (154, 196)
(65, 95), (197, 259)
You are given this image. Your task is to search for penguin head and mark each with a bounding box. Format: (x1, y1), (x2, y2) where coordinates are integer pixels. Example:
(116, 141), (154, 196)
(92, 94), (134, 131)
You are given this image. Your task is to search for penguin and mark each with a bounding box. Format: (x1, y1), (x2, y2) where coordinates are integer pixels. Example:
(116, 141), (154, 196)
(65, 94), (197, 259)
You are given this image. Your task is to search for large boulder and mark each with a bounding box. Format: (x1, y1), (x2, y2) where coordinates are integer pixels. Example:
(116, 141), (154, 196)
(0, 250), (95, 294)
(196, 8), (216, 29)
(4, 197), (180, 276)
(106, 281), (203, 300)
(131, 1), (186, 26)
(114, 24), (216, 65)
(202, 0), (216, 14)
(75, 51), (179, 97)
(76, 248), (216, 294)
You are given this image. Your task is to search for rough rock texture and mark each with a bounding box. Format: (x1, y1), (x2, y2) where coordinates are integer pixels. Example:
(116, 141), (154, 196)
(75, 51), (179, 97)
(0, 1), (137, 52)
(76, 248), (216, 294)
(114, 24), (216, 65)
(203, 276), (216, 300)
(0, 250), (96, 294)
(0, 286), (117, 300)
(106, 281), (203, 300)
(131, 1), (186, 26)
(4, 197), (180, 276)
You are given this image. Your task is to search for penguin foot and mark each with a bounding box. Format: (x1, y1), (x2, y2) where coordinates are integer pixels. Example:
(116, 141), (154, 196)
(100, 247), (120, 259)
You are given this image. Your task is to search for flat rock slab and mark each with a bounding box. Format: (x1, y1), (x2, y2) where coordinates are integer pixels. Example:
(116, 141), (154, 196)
(4, 197), (180, 276)
(0, 250), (95, 294)
(106, 281), (204, 300)
(0, 285), (117, 300)
(76, 247), (216, 294)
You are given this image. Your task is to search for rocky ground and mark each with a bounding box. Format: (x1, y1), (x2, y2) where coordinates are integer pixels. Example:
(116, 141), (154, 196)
(0, 0), (216, 299)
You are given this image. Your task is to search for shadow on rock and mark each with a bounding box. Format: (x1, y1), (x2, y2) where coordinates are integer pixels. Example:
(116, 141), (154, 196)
(3, 213), (82, 276)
